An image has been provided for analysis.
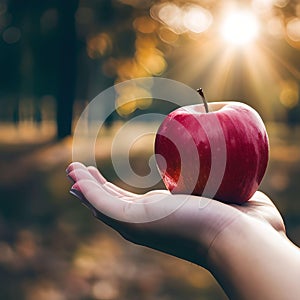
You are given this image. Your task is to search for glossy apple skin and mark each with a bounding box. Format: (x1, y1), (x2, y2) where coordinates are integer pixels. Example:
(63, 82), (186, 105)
(154, 102), (269, 204)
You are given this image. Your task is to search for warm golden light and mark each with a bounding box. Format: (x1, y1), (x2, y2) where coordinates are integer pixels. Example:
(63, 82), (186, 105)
(221, 10), (259, 46)
(183, 5), (212, 33)
(151, 2), (212, 35)
(279, 80), (299, 108)
(286, 17), (300, 42)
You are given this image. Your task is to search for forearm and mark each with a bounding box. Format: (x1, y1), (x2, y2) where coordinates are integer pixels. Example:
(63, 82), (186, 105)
(208, 216), (300, 300)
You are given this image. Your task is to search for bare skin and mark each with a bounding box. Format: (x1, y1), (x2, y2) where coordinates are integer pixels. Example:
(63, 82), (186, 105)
(66, 162), (300, 300)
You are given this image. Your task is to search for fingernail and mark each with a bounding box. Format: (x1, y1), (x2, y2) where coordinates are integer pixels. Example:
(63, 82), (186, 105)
(66, 166), (72, 174)
(70, 183), (84, 199)
(71, 183), (81, 192)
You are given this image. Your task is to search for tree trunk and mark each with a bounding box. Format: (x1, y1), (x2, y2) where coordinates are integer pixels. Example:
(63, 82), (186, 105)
(56, 0), (78, 140)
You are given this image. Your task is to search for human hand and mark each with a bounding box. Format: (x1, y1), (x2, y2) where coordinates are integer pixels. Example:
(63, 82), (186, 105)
(66, 162), (285, 269)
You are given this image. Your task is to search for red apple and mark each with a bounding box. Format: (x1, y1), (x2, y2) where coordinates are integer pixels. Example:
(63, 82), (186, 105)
(154, 93), (269, 204)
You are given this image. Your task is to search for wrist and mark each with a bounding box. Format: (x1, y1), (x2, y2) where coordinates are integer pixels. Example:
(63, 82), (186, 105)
(206, 213), (249, 273)
(207, 215), (300, 300)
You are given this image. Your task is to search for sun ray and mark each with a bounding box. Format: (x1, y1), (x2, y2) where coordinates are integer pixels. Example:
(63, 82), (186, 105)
(166, 37), (223, 86)
(203, 45), (241, 100)
(162, 4), (299, 122)
(260, 43), (300, 80)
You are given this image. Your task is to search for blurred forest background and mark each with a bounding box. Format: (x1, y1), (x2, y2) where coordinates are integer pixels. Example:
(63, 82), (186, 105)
(0, 0), (300, 299)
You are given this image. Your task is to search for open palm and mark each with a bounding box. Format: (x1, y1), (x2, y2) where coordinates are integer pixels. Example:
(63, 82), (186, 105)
(67, 162), (285, 268)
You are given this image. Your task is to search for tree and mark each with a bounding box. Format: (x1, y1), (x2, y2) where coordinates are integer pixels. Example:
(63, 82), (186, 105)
(56, 0), (79, 139)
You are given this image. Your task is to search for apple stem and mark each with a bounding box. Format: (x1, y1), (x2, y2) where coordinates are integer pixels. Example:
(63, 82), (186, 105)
(197, 88), (209, 113)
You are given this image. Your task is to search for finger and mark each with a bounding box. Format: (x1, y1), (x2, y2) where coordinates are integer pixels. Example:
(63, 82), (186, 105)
(239, 191), (286, 233)
(72, 179), (133, 222)
(87, 166), (137, 198)
(68, 168), (97, 183)
(68, 163), (133, 198)
(69, 187), (122, 229)
(69, 165), (133, 199)
(104, 182), (137, 198)
(246, 191), (277, 208)
(101, 182), (135, 199)
(145, 190), (171, 196)
(74, 179), (204, 224)
(87, 166), (107, 184)
(252, 191), (275, 206)
(70, 188), (96, 212)
(66, 162), (86, 174)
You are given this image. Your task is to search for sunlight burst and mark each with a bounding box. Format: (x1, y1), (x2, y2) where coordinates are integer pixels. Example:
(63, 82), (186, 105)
(221, 10), (259, 46)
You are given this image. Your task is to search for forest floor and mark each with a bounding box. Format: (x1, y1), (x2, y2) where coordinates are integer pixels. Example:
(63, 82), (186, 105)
(0, 121), (299, 300)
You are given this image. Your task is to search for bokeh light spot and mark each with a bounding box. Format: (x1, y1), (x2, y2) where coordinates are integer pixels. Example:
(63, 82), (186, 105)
(267, 17), (285, 38)
(158, 27), (178, 44)
(115, 84), (152, 116)
(252, 0), (273, 14)
(274, 0), (289, 8)
(87, 33), (112, 58)
(286, 18), (300, 42)
(2, 26), (21, 44)
(92, 280), (119, 300)
(183, 5), (212, 33)
(279, 80), (299, 109)
(0, 2), (7, 15)
(158, 2), (186, 34)
(133, 16), (157, 34)
(135, 48), (167, 75)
